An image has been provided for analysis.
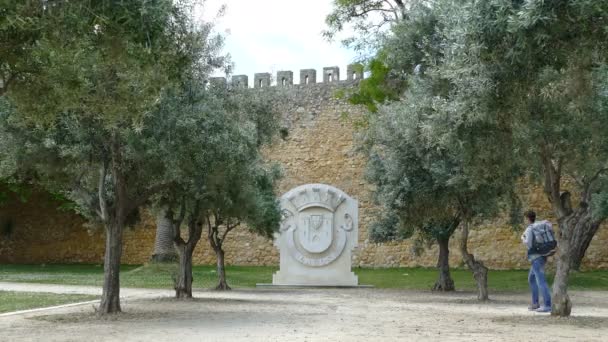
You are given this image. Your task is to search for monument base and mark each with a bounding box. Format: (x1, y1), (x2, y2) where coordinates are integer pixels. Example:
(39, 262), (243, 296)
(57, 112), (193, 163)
(272, 250), (359, 286)
(256, 283), (374, 288)
(272, 269), (358, 286)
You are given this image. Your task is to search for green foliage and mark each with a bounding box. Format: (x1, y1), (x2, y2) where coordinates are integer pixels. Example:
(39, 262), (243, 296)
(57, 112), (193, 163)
(364, 76), (516, 242)
(342, 1), (440, 114)
(348, 59), (403, 113)
(148, 77), (281, 241)
(591, 183), (608, 222)
(324, 0), (405, 54)
(363, 1), (519, 244)
(0, 182), (31, 206)
(48, 191), (79, 213)
(369, 212), (413, 242)
(361, 0), (608, 246)
(433, 0), (608, 223)
(0, 0), (228, 226)
(3, 1), (190, 125)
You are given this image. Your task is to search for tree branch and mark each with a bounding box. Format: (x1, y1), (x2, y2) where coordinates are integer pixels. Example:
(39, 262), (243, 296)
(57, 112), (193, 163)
(110, 133), (129, 221)
(171, 206), (186, 247)
(127, 182), (172, 214)
(351, 7), (397, 18)
(393, 0), (405, 9)
(220, 220), (240, 244)
(98, 160), (109, 223)
(71, 182), (100, 219)
(0, 72), (15, 96)
(176, 199), (186, 228)
(186, 200), (201, 245)
(207, 213), (219, 250)
(589, 167), (608, 184)
(190, 214), (203, 245)
(540, 143), (564, 217)
(582, 167), (608, 204)
(382, 0), (400, 20)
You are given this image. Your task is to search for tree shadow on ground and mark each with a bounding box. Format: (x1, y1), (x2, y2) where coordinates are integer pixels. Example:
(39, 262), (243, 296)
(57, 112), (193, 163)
(491, 315), (608, 329)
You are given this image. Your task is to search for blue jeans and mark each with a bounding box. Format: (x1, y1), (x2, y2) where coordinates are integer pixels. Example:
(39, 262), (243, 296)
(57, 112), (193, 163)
(528, 257), (551, 307)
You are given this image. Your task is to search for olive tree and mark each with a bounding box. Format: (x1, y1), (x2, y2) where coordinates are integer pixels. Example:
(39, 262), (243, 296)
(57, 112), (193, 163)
(365, 73), (516, 299)
(146, 82), (280, 297)
(351, 0), (518, 299)
(434, 0), (608, 316)
(0, 0), (219, 314)
(204, 161), (280, 291)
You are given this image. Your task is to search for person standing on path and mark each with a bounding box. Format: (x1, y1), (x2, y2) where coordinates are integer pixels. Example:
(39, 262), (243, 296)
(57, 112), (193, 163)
(521, 210), (553, 313)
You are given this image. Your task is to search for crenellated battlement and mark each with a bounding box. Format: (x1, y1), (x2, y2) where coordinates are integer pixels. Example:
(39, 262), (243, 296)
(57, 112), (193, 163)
(208, 64), (364, 88)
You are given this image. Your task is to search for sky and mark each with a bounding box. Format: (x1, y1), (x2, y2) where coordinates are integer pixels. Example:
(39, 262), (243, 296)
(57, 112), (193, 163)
(202, 0), (357, 84)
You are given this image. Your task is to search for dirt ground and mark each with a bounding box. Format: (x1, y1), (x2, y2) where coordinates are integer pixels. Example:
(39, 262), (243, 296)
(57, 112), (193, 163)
(1, 288), (607, 342)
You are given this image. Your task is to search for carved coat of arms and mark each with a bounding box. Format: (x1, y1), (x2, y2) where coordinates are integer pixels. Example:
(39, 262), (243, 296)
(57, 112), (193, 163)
(298, 214), (333, 253)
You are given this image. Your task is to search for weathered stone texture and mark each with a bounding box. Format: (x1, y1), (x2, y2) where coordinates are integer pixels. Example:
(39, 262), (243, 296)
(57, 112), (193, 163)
(1, 78), (607, 269)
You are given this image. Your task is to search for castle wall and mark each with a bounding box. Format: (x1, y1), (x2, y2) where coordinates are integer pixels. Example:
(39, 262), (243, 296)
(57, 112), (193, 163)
(1, 66), (607, 269)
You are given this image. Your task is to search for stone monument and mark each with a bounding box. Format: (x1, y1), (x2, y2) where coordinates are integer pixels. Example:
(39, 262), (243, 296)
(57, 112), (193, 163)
(272, 184), (359, 286)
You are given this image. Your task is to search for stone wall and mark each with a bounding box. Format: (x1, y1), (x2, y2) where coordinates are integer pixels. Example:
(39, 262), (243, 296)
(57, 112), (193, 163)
(1, 68), (607, 269)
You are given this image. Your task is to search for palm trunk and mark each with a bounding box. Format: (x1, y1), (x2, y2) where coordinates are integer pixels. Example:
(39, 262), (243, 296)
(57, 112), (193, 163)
(99, 219), (123, 314)
(432, 236), (455, 291)
(152, 207), (178, 262)
(175, 243), (195, 298)
(460, 223), (489, 301)
(214, 247), (230, 290)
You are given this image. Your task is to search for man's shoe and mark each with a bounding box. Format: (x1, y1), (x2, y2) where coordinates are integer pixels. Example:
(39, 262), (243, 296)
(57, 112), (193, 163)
(528, 304), (540, 311)
(535, 306), (551, 313)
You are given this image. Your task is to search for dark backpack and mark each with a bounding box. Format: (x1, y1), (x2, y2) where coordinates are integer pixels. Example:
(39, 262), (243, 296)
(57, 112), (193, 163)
(530, 221), (557, 256)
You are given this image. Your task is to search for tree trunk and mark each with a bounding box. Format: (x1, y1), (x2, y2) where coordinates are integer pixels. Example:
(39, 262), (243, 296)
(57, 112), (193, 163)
(552, 237), (572, 315)
(569, 221), (600, 271)
(172, 210), (203, 299)
(432, 237), (455, 292)
(152, 207), (178, 263)
(214, 247), (231, 290)
(174, 243), (195, 299)
(460, 223), (489, 301)
(551, 214), (578, 316)
(539, 147), (606, 316)
(99, 220), (124, 314)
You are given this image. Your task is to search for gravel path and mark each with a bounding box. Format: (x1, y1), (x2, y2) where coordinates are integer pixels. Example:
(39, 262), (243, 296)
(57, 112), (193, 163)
(0, 283), (607, 342)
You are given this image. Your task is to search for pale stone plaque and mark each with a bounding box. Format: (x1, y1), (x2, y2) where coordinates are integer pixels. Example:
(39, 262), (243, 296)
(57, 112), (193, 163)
(272, 184), (358, 286)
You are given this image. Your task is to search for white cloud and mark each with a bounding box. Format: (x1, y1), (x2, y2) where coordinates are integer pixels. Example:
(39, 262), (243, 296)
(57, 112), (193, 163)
(200, 0), (356, 84)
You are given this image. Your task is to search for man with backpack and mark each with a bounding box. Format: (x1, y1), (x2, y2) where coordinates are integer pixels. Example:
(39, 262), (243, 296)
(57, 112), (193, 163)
(521, 210), (557, 313)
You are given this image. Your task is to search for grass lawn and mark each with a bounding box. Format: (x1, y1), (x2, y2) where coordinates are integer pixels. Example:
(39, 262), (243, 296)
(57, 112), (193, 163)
(1, 264), (607, 291)
(0, 291), (98, 314)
